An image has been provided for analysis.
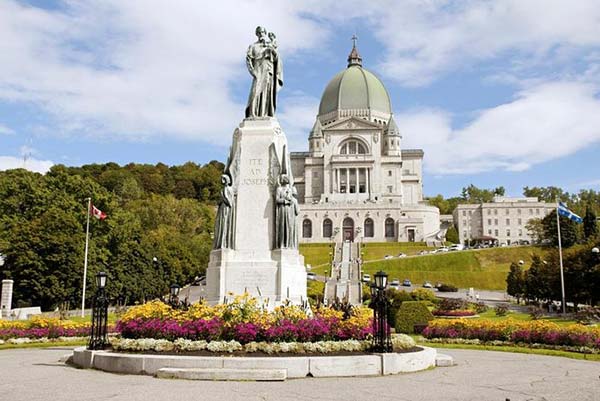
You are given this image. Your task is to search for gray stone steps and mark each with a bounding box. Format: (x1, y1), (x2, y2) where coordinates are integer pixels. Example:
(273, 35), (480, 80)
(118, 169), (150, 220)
(435, 353), (454, 367)
(156, 367), (287, 381)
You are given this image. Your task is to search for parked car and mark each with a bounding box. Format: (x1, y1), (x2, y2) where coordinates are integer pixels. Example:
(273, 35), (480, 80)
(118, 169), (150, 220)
(422, 281), (433, 288)
(397, 253), (407, 258)
(362, 274), (371, 283)
(418, 250), (429, 255)
(384, 254), (393, 260)
(449, 244), (464, 251)
(402, 279), (412, 287)
(432, 247), (449, 254)
(307, 272), (317, 280)
(388, 281), (400, 290)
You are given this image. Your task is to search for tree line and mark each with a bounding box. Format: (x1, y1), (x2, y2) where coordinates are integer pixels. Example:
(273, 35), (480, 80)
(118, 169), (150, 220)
(0, 161), (224, 311)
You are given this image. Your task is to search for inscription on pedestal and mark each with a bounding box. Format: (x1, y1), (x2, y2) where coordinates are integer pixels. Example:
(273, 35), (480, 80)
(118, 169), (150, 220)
(242, 158), (268, 186)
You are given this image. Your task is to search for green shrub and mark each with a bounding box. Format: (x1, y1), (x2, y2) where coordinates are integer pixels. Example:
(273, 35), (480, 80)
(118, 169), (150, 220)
(495, 303), (509, 316)
(438, 298), (467, 311)
(474, 301), (488, 314)
(437, 283), (458, 292)
(411, 288), (437, 303)
(395, 301), (434, 334)
(307, 280), (325, 305)
(385, 289), (413, 328)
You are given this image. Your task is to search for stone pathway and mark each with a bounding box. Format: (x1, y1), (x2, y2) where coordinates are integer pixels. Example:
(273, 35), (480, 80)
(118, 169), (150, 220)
(0, 347), (598, 401)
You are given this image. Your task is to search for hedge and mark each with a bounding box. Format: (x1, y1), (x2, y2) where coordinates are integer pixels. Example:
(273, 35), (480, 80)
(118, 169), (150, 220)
(395, 301), (434, 334)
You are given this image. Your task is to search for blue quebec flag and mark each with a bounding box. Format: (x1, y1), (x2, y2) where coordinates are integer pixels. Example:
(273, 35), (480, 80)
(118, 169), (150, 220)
(557, 202), (583, 224)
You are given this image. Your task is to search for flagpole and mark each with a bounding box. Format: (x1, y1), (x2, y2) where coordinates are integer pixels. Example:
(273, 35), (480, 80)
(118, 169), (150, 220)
(556, 199), (566, 314)
(81, 197), (91, 318)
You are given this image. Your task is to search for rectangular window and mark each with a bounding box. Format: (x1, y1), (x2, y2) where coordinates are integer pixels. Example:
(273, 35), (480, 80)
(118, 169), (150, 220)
(505, 209), (509, 215)
(494, 229), (499, 236)
(536, 209), (540, 215)
(506, 229), (511, 237)
(313, 171), (319, 178)
(518, 229), (523, 236)
(387, 186), (393, 193)
(506, 218), (510, 225)
(488, 229), (492, 235)
(517, 209), (522, 215)
(388, 170), (392, 176)
(462, 210), (466, 216)
(487, 209), (491, 215)
(468, 210), (472, 216)
(463, 231), (467, 238)
(494, 219), (498, 225)
(518, 218), (522, 225)
(487, 219), (492, 225)
(494, 209), (498, 215)
(529, 209), (533, 215)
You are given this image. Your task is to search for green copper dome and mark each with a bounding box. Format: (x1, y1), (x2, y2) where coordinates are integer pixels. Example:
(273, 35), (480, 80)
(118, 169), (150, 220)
(318, 46), (392, 118)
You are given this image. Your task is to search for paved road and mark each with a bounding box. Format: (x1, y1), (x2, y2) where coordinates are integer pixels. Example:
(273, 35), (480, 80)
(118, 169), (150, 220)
(1, 347), (598, 401)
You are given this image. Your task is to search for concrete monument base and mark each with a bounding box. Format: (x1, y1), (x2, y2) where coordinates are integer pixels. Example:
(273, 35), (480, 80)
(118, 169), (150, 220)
(205, 118), (307, 308)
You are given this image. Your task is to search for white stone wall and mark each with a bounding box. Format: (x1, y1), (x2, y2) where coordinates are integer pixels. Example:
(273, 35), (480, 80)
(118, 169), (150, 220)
(454, 200), (555, 245)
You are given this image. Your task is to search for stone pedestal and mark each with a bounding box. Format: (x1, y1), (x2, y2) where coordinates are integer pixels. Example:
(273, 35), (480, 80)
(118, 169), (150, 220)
(1, 279), (14, 318)
(205, 118), (307, 307)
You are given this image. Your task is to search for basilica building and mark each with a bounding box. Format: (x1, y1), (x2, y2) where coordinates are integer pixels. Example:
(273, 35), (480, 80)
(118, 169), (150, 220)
(290, 44), (441, 244)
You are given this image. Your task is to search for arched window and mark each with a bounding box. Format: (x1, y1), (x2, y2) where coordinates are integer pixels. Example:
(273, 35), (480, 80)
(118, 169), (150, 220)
(385, 218), (395, 238)
(302, 219), (312, 238)
(322, 218), (333, 238)
(339, 139), (368, 155)
(364, 218), (374, 238)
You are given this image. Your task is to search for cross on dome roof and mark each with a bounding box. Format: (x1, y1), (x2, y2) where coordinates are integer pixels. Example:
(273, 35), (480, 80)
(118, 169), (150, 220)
(347, 34), (362, 67)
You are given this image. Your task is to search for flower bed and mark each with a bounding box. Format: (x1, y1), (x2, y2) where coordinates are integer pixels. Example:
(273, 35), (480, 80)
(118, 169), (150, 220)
(109, 335), (417, 355)
(432, 310), (477, 317)
(116, 296), (373, 345)
(0, 316), (91, 340)
(423, 319), (600, 350)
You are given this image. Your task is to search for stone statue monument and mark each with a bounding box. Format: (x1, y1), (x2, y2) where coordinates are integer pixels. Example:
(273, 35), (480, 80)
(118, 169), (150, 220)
(245, 26), (283, 119)
(205, 29), (306, 309)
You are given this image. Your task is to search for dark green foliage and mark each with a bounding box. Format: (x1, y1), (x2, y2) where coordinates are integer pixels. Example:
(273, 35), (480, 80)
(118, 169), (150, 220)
(438, 298), (467, 311)
(437, 283), (458, 292)
(395, 301), (434, 334)
(445, 225), (459, 244)
(0, 162), (222, 311)
(494, 304), (509, 316)
(385, 289), (413, 328)
(583, 206), (598, 240)
(542, 211), (578, 248)
(506, 262), (525, 302)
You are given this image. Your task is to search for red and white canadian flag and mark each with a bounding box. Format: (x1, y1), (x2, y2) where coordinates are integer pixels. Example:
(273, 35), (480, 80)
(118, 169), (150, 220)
(91, 204), (107, 220)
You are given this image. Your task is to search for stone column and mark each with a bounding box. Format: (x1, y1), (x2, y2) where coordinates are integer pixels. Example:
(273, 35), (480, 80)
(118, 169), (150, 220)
(355, 167), (359, 196)
(345, 168), (349, 193)
(366, 168), (370, 197)
(1, 279), (13, 318)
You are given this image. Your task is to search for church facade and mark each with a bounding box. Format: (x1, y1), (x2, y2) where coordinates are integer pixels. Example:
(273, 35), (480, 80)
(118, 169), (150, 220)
(290, 44), (441, 244)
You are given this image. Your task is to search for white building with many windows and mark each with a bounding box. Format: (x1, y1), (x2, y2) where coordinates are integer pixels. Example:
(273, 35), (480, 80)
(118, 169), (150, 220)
(452, 196), (555, 245)
(290, 43), (441, 244)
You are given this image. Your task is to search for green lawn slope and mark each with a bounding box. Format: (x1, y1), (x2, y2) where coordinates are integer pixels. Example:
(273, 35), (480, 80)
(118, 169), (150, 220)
(300, 243), (549, 290)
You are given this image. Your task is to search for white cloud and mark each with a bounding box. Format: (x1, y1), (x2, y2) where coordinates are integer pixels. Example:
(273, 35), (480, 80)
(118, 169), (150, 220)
(0, 0), (328, 145)
(0, 156), (54, 173)
(335, 0), (600, 86)
(278, 93), (320, 151)
(399, 81), (600, 174)
(0, 124), (15, 135)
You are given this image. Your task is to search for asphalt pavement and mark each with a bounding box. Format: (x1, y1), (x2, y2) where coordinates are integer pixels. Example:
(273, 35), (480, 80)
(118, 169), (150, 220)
(0, 347), (598, 401)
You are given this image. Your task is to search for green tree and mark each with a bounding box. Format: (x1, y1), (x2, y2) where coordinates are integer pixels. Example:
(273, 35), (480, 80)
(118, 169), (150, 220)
(445, 225), (459, 244)
(525, 218), (545, 244)
(542, 210), (578, 248)
(506, 262), (525, 303)
(583, 206), (598, 240)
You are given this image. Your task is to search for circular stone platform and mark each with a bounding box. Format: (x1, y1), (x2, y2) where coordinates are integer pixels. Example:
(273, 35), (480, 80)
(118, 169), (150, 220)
(72, 346), (437, 380)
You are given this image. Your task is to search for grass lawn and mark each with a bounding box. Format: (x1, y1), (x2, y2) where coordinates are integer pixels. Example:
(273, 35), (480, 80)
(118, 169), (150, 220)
(418, 340), (600, 361)
(0, 340), (87, 350)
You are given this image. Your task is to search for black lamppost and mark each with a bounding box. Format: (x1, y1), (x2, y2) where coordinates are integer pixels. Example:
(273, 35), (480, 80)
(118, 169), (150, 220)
(88, 271), (109, 350)
(371, 270), (392, 353)
(169, 283), (180, 308)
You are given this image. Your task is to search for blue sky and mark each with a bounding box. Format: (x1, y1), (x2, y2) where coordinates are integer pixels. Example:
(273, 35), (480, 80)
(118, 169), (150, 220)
(1, 0), (600, 198)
